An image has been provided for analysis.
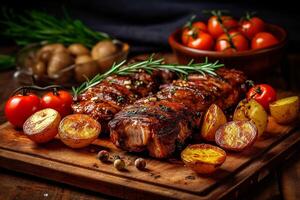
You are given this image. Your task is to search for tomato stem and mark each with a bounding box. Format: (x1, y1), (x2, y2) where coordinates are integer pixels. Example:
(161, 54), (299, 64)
(53, 87), (59, 96)
(213, 10), (237, 50)
(11, 85), (64, 96)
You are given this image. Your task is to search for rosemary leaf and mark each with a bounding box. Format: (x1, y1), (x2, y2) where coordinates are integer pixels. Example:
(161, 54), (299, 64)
(72, 56), (224, 98)
(1, 9), (111, 48)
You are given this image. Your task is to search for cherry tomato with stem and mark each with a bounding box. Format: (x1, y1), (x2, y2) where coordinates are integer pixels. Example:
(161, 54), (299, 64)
(186, 31), (214, 50)
(215, 31), (249, 52)
(41, 89), (73, 117)
(247, 83), (277, 110)
(239, 15), (265, 39)
(181, 21), (207, 45)
(251, 32), (279, 50)
(192, 21), (207, 32)
(208, 15), (238, 38)
(5, 92), (41, 128)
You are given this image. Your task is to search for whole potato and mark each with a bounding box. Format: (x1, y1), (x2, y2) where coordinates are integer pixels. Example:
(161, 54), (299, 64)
(32, 61), (47, 77)
(47, 51), (74, 78)
(91, 40), (117, 60)
(75, 61), (99, 83)
(36, 44), (67, 65)
(75, 55), (93, 65)
(68, 44), (89, 56)
(40, 43), (67, 53)
(37, 50), (52, 63)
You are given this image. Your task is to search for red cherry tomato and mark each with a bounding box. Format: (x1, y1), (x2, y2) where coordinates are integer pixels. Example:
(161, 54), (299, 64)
(192, 21), (207, 32)
(239, 17), (265, 39)
(247, 84), (277, 110)
(5, 93), (41, 128)
(186, 31), (214, 50)
(215, 31), (249, 52)
(41, 90), (73, 117)
(182, 28), (195, 45)
(251, 32), (279, 50)
(208, 15), (238, 38)
(181, 21), (207, 45)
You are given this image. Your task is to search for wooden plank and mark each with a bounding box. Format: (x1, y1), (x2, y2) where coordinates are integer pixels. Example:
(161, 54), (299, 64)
(0, 116), (299, 199)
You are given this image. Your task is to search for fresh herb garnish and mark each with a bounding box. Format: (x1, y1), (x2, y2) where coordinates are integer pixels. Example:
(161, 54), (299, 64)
(1, 9), (110, 48)
(72, 55), (223, 99)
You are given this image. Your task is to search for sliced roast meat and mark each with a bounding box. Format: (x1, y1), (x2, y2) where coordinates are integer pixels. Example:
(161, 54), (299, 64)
(109, 68), (247, 158)
(72, 71), (163, 133)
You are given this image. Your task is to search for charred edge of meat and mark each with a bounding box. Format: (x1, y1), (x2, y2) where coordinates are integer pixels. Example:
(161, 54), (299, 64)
(109, 68), (247, 158)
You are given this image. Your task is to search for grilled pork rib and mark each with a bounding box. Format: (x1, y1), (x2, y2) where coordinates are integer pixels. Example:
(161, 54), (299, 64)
(71, 70), (165, 132)
(109, 68), (247, 158)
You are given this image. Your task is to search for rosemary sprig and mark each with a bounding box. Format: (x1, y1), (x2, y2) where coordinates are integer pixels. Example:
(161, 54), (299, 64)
(1, 9), (110, 48)
(72, 56), (224, 99)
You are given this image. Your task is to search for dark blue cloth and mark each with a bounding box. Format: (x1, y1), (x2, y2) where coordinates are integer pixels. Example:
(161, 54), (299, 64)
(3, 0), (300, 54)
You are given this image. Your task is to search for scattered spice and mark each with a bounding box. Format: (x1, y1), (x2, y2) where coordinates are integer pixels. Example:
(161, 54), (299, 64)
(97, 150), (109, 162)
(93, 163), (99, 168)
(114, 159), (125, 171)
(135, 158), (146, 170)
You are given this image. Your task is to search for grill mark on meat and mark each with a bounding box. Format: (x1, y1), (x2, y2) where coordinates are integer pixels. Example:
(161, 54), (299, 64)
(72, 70), (166, 133)
(109, 68), (247, 158)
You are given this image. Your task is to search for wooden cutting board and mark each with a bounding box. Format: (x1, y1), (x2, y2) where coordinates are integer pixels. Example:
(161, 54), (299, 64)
(0, 117), (299, 200)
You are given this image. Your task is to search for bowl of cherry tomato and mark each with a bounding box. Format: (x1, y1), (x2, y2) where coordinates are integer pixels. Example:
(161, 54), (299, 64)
(168, 11), (287, 78)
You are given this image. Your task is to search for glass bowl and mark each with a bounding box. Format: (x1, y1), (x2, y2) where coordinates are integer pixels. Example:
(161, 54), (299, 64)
(14, 40), (130, 87)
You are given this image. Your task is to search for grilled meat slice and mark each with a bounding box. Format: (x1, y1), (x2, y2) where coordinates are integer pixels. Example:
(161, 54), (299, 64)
(72, 71), (161, 132)
(110, 100), (193, 158)
(109, 68), (247, 158)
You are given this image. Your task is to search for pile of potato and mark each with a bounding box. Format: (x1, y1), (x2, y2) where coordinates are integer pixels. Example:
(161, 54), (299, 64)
(30, 40), (118, 83)
(181, 96), (299, 174)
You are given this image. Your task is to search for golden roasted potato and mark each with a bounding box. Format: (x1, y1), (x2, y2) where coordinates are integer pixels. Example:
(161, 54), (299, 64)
(233, 99), (268, 137)
(47, 51), (74, 78)
(91, 40), (117, 60)
(215, 120), (258, 151)
(201, 104), (227, 142)
(23, 108), (61, 143)
(59, 114), (101, 148)
(68, 43), (89, 56)
(181, 144), (226, 174)
(269, 96), (299, 124)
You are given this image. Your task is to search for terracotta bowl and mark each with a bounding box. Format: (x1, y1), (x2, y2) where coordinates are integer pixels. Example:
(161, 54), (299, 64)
(169, 24), (287, 78)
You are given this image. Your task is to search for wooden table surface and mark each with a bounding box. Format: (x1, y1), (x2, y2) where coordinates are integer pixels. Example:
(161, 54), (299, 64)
(0, 53), (300, 200)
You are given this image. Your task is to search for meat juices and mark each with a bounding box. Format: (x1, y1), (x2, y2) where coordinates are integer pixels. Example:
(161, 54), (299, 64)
(109, 68), (247, 158)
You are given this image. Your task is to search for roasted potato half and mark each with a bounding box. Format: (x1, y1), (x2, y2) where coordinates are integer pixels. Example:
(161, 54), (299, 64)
(233, 99), (268, 137)
(181, 144), (226, 174)
(201, 104), (227, 142)
(23, 108), (61, 143)
(215, 120), (258, 152)
(269, 96), (299, 124)
(59, 114), (101, 148)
